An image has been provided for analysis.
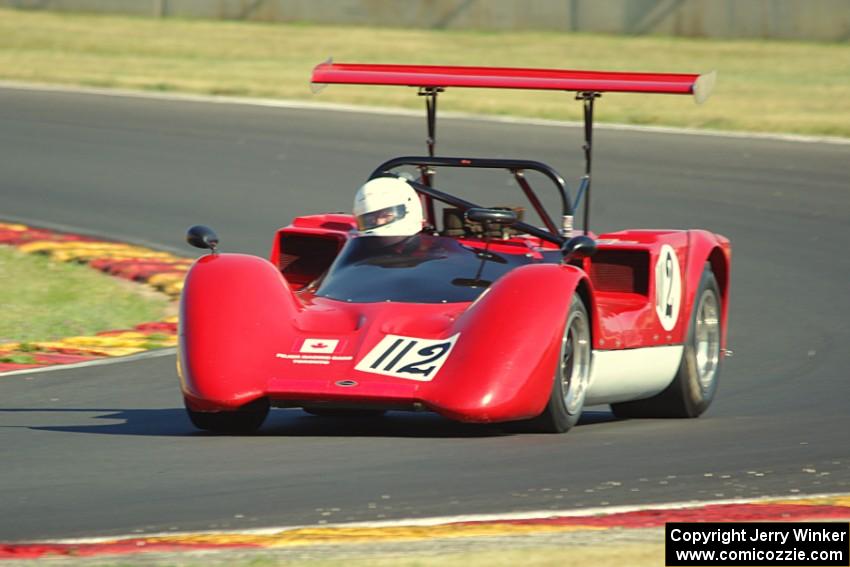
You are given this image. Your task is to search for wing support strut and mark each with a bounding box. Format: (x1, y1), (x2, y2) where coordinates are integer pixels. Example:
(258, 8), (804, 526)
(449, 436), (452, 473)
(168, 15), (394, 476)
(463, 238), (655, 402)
(575, 91), (600, 235)
(418, 87), (442, 227)
(413, 85), (598, 236)
(311, 62), (714, 239)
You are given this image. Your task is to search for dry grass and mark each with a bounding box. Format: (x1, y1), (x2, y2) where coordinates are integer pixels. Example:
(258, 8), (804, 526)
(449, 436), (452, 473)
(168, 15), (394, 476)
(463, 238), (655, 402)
(0, 247), (168, 344)
(67, 542), (664, 566)
(242, 543), (664, 567)
(2, 9), (849, 136)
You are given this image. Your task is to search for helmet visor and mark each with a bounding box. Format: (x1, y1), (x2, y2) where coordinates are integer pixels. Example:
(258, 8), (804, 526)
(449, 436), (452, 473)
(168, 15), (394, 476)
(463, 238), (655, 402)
(356, 204), (408, 232)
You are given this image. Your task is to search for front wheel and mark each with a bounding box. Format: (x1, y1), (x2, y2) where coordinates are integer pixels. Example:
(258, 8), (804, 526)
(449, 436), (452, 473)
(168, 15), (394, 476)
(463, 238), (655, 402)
(612, 265), (722, 419)
(526, 295), (592, 433)
(185, 398), (270, 434)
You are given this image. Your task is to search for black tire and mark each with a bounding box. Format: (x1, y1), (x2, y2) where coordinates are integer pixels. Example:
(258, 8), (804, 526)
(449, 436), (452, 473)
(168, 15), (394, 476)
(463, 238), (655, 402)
(302, 408), (386, 418)
(611, 265), (722, 419)
(524, 295), (592, 433)
(185, 397), (270, 434)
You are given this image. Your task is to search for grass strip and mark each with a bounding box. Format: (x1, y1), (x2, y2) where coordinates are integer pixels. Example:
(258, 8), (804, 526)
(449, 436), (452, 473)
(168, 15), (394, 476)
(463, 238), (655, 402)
(0, 246), (169, 344)
(264, 544), (663, 567)
(1, 9), (849, 137)
(45, 542), (663, 566)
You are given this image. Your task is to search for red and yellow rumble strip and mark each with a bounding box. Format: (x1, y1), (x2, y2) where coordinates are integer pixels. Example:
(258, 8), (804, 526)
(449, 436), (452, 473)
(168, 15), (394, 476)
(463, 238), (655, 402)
(0, 222), (188, 373)
(2, 494), (848, 560)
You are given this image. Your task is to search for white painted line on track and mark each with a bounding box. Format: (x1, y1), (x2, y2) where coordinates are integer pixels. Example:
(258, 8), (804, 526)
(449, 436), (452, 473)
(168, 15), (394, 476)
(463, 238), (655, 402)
(36, 491), (850, 544)
(2, 80), (849, 146)
(0, 347), (177, 378)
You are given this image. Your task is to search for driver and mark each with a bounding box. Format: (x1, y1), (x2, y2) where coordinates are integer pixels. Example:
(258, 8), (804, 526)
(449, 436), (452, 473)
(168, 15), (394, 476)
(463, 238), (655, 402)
(353, 176), (424, 237)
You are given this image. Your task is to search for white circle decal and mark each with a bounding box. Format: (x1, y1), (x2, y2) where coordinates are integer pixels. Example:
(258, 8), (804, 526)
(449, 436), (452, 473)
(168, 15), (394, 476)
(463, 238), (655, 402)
(655, 244), (682, 331)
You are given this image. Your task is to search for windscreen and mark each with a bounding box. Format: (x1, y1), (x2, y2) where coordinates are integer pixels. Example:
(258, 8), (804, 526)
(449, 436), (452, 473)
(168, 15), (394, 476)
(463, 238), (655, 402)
(315, 234), (555, 303)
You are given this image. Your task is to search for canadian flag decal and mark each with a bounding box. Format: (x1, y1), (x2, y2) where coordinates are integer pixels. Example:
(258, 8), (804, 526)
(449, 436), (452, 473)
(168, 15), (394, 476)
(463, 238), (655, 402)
(300, 339), (339, 354)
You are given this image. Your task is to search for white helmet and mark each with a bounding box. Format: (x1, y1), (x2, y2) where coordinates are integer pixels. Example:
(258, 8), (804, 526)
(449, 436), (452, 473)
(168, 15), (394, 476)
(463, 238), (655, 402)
(353, 177), (424, 237)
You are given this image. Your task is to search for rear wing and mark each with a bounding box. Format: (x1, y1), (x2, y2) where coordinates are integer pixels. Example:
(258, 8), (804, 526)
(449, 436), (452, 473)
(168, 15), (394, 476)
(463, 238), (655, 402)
(311, 61), (716, 239)
(312, 62), (715, 104)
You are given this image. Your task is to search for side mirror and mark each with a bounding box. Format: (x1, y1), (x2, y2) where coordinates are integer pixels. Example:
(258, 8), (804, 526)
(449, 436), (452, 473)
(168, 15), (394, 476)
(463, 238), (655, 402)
(561, 235), (597, 263)
(186, 225), (219, 252)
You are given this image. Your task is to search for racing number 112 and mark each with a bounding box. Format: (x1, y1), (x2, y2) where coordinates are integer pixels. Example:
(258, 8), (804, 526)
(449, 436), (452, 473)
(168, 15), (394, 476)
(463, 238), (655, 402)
(369, 338), (452, 377)
(664, 253), (675, 318)
(356, 333), (460, 381)
(654, 244), (681, 332)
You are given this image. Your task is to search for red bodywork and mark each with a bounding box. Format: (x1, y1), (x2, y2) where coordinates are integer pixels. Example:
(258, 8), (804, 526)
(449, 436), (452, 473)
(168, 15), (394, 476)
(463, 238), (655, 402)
(179, 214), (730, 423)
(179, 62), (729, 424)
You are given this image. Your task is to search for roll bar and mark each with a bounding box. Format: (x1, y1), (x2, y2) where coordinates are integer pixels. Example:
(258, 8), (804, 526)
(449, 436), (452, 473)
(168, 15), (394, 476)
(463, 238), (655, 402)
(370, 156), (571, 241)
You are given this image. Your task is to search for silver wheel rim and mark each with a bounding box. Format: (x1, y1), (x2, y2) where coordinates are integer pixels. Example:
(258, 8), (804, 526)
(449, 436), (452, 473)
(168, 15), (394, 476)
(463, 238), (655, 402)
(562, 308), (591, 415)
(694, 289), (720, 393)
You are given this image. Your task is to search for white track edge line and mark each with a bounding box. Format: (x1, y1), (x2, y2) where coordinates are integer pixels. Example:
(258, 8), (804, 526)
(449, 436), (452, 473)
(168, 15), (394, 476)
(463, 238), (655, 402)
(32, 491), (850, 545)
(0, 348), (177, 378)
(2, 80), (849, 146)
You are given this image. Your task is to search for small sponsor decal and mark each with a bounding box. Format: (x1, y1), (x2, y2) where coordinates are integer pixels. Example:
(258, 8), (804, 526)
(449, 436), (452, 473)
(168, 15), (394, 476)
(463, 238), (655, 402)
(276, 353), (353, 365)
(300, 339), (339, 354)
(355, 334), (460, 382)
(655, 244), (682, 331)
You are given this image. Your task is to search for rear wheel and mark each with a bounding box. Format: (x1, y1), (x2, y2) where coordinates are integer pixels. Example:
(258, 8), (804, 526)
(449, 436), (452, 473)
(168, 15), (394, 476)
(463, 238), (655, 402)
(611, 265), (722, 418)
(185, 398), (270, 434)
(526, 295), (592, 433)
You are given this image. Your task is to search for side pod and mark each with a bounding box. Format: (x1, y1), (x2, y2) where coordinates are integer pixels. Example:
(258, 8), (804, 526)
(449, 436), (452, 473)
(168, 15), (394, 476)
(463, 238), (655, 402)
(423, 263), (591, 422)
(179, 254), (300, 409)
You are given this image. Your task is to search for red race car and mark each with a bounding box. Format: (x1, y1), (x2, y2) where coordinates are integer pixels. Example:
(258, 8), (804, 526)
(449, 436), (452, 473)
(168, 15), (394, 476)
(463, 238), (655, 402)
(178, 62), (730, 434)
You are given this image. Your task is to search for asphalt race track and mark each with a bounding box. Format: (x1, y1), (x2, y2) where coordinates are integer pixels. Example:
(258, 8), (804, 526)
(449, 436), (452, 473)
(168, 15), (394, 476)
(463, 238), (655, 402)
(1, 87), (849, 542)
